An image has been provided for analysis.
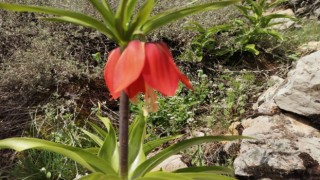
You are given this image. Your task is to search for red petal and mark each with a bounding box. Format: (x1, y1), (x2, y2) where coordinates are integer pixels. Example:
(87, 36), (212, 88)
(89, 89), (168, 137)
(125, 75), (145, 99)
(104, 47), (121, 99)
(143, 43), (179, 96)
(113, 40), (146, 94)
(158, 43), (193, 90)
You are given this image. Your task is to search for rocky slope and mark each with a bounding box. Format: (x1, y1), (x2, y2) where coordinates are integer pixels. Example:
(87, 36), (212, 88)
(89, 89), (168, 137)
(229, 51), (320, 179)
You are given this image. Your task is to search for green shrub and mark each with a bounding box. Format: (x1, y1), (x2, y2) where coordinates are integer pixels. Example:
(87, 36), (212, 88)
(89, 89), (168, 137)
(184, 0), (295, 63)
(130, 69), (211, 138)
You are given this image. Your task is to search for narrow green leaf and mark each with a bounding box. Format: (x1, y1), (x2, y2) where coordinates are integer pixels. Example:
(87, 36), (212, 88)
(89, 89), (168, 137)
(98, 121), (119, 172)
(81, 128), (104, 147)
(234, 5), (250, 16)
(141, 0), (241, 35)
(87, 0), (120, 41)
(174, 166), (234, 175)
(245, 44), (260, 55)
(128, 115), (147, 176)
(143, 135), (182, 155)
(84, 147), (99, 155)
(132, 136), (249, 178)
(260, 14), (296, 28)
(268, 0), (288, 9)
(207, 24), (232, 34)
(246, 0), (262, 16)
(80, 172), (121, 180)
(0, 3), (117, 41)
(177, 173), (236, 180)
(0, 137), (116, 175)
(96, 113), (111, 132)
(87, 121), (108, 138)
(127, 0), (156, 38)
(139, 171), (193, 180)
(115, 0), (128, 34)
(88, 0), (114, 25)
(124, 0), (139, 25)
(184, 21), (206, 33)
(135, 178), (176, 180)
(257, 29), (283, 40)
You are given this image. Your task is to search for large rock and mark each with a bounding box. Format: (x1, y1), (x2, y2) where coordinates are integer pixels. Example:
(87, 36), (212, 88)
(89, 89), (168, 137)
(274, 51), (320, 120)
(234, 114), (320, 179)
(287, 0), (320, 19)
(232, 51), (320, 179)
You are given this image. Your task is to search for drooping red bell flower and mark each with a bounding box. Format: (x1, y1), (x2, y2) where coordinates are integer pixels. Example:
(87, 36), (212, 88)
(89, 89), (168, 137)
(104, 40), (193, 110)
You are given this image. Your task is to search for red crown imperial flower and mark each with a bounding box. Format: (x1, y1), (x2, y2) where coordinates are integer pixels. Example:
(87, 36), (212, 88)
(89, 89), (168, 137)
(104, 40), (193, 110)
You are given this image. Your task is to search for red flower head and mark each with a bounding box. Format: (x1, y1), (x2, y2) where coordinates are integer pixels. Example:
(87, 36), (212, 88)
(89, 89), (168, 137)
(104, 40), (193, 111)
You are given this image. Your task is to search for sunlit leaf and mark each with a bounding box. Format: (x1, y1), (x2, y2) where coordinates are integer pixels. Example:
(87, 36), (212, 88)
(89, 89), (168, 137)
(132, 135), (249, 178)
(99, 121), (119, 172)
(143, 135), (182, 155)
(245, 44), (260, 55)
(141, 0), (241, 35)
(80, 172), (121, 180)
(87, 121), (107, 138)
(174, 166), (234, 174)
(138, 171), (193, 180)
(128, 114), (147, 176)
(177, 172), (236, 180)
(0, 3), (117, 41)
(0, 137), (116, 175)
(127, 0), (156, 38)
(81, 128), (104, 147)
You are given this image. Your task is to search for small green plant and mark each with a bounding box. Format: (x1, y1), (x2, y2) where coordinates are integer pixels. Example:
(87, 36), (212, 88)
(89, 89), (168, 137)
(186, 0), (295, 62)
(208, 71), (256, 127)
(11, 99), (91, 179)
(0, 107), (246, 180)
(132, 69), (212, 137)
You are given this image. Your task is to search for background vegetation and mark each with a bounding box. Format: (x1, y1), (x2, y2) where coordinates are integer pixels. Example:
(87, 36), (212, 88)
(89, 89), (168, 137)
(1, 0), (319, 179)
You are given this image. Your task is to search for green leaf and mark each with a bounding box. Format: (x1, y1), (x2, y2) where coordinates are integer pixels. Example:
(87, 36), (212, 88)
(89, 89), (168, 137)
(141, 0), (241, 35)
(81, 128), (104, 147)
(84, 147), (99, 155)
(87, 121), (107, 138)
(174, 166), (234, 176)
(177, 173), (236, 180)
(127, 0), (156, 38)
(128, 115), (147, 176)
(0, 3), (117, 41)
(184, 21), (206, 33)
(98, 120), (119, 172)
(132, 136), (249, 178)
(88, 0), (115, 28)
(96, 112), (111, 132)
(256, 29), (283, 40)
(115, 0), (128, 34)
(0, 137), (116, 175)
(268, 0), (288, 9)
(139, 171), (193, 180)
(260, 14), (296, 28)
(247, 0), (263, 16)
(235, 5), (250, 16)
(245, 44), (260, 55)
(124, 0), (139, 25)
(80, 172), (121, 180)
(143, 135), (182, 155)
(207, 24), (232, 34)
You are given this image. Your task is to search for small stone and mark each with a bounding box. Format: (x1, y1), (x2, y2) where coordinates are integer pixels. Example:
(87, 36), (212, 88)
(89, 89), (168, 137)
(152, 155), (187, 172)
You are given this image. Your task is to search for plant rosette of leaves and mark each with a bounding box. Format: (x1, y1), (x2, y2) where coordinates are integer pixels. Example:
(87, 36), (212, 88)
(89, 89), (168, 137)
(187, 0), (296, 62)
(0, 0), (250, 179)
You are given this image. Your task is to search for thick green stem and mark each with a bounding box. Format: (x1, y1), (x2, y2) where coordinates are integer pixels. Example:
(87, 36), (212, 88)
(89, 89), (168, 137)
(119, 91), (129, 180)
